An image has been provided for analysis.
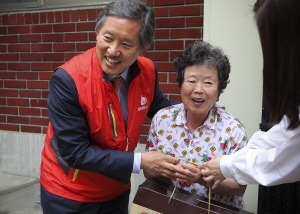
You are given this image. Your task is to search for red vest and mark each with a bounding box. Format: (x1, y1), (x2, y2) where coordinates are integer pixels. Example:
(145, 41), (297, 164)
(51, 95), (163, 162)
(40, 48), (155, 202)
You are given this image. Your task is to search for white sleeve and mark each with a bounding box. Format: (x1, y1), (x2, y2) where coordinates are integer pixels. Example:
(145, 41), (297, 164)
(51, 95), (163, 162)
(221, 117), (300, 186)
(132, 152), (142, 174)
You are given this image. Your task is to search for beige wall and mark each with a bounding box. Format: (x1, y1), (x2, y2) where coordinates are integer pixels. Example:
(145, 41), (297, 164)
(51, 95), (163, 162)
(204, 0), (263, 213)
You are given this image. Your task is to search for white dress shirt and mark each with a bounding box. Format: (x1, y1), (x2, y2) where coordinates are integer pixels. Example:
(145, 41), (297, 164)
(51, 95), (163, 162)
(221, 112), (300, 186)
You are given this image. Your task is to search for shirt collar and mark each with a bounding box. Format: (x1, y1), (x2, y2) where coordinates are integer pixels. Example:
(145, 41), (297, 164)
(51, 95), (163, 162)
(175, 103), (218, 131)
(107, 68), (130, 84)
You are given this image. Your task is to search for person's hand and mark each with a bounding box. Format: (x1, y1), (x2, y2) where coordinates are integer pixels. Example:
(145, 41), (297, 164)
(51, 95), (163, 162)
(175, 163), (208, 187)
(200, 155), (226, 189)
(141, 151), (180, 180)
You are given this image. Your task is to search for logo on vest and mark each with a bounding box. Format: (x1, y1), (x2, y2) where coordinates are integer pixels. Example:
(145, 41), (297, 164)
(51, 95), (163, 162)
(138, 95), (148, 111)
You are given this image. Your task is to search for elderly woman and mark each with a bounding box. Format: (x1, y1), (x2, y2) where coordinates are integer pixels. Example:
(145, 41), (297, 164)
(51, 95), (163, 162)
(144, 41), (248, 209)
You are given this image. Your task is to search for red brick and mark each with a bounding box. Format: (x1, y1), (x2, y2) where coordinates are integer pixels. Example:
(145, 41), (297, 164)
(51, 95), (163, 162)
(144, 51), (169, 61)
(140, 123), (150, 135)
(0, 80), (3, 87)
(1, 14), (9, 25)
(63, 11), (71, 22)
(76, 42), (95, 51)
(65, 52), (79, 61)
(0, 106), (18, 114)
(0, 26), (7, 34)
(139, 135), (147, 144)
(42, 33), (63, 42)
(155, 29), (169, 39)
(20, 34), (42, 42)
(8, 115), (29, 124)
(156, 17), (184, 28)
(31, 43), (52, 52)
(31, 24), (52, 33)
(65, 32), (88, 41)
(53, 43), (75, 52)
(30, 117), (49, 126)
(8, 44), (30, 52)
(0, 63), (7, 70)
(40, 12), (47, 23)
(71, 10), (79, 22)
(186, 16), (203, 27)
(159, 83), (180, 93)
(53, 23), (76, 32)
(8, 25), (30, 34)
(21, 125), (42, 133)
(169, 72), (178, 82)
(9, 14), (17, 25)
(0, 71), (15, 79)
(88, 9), (97, 21)
(0, 53), (19, 61)
(25, 13), (32, 24)
(0, 115), (6, 122)
(17, 72), (38, 80)
(55, 11), (63, 23)
(169, 94), (181, 102)
(32, 13), (39, 24)
(154, 0), (184, 6)
(31, 62), (52, 71)
(28, 80), (49, 89)
(7, 98), (29, 106)
(170, 5), (201, 16)
(43, 53), (64, 61)
(4, 80), (26, 88)
(170, 50), (182, 60)
(185, 39), (202, 47)
(155, 40), (184, 50)
(42, 126), (48, 134)
(158, 72), (168, 82)
(30, 99), (47, 107)
(156, 61), (177, 71)
(8, 62), (30, 71)
(20, 89), (41, 98)
(80, 9), (87, 21)
(42, 90), (49, 99)
(52, 62), (63, 69)
(48, 12), (54, 23)
(20, 107), (41, 116)
(39, 71), (53, 80)
(0, 89), (18, 97)
(20, 53), (42, 61)
(0, 35), (19, 43)
(171, 28), (201, 39)
(154, 7), (169, 17)
(42, 108), (48, 117)
(77, 22), (95, 31)
(187, 0), (204, 3)
(0, 44), (6, 52)
(88, 32), (97, 41)
(17, 14), (25, 25)
(0, 124), (19, 132)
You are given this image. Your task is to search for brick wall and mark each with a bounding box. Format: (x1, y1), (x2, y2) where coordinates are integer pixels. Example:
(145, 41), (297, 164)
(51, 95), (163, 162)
(0, 0), (204, 144)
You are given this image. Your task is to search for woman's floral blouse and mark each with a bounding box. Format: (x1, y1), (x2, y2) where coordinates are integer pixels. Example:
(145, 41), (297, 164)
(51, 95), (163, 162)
(145, 103), (248, 209)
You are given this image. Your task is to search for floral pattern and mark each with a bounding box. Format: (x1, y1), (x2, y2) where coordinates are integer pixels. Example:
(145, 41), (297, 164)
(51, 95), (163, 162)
(145, 103), (248, 209)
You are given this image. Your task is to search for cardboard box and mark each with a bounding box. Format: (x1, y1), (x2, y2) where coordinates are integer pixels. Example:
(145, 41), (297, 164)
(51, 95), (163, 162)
(130, 178), (253, 214)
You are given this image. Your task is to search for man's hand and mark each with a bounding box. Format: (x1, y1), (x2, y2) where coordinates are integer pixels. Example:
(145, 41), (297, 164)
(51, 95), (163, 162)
(141, 151), (180, 180)
(200, 155), (226, 189)
(175, 163), (208, 187)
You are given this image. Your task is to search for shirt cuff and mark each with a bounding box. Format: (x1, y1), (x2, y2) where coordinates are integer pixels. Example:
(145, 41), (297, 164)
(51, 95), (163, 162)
(133, 152), (142, 174)
(220, 155), (234, 179)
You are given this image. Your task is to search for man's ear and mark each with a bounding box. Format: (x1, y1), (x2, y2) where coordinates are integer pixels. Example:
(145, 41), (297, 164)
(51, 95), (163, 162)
(139, 46), (150, 56)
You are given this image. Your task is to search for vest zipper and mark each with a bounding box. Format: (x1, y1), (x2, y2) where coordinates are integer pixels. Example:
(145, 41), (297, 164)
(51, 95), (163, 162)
(72, 169), (79, 181)
(108, 103), (118, 138)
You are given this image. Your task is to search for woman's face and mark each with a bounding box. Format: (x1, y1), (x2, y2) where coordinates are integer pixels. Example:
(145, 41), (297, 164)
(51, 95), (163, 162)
(181, 65), (219, 123)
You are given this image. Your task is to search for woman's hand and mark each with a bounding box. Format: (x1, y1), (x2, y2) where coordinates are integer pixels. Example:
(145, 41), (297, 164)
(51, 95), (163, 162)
(175, 163), (208, 187)
(200, 155), (226, 189)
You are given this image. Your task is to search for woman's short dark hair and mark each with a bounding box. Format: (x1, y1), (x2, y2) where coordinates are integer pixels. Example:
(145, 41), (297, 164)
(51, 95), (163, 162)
(174, 41), (230, 101)
(95, 0), (156, 52)
(254, 0), (300, 130)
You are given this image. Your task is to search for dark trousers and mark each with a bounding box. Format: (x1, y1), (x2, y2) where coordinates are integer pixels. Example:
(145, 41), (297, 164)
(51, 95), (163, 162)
(40, 184), (130, 214)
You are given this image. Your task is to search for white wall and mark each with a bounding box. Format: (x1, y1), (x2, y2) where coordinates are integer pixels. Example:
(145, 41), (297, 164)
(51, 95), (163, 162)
(204, 0), (263, 213)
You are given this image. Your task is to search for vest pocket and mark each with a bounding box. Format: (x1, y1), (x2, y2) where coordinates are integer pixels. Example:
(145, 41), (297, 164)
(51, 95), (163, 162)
(108, 103), (118, 138)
